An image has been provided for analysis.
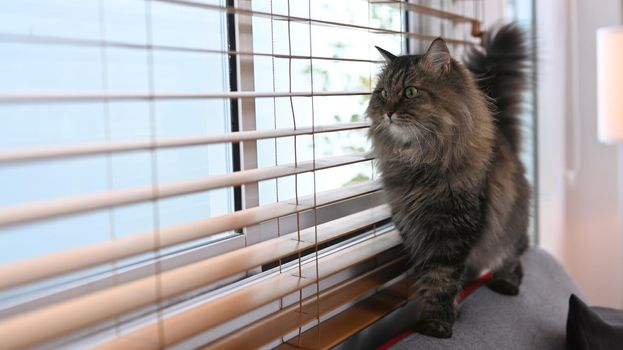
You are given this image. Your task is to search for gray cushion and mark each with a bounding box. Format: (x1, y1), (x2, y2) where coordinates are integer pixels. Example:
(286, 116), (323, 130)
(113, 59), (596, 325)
(390, 248), (583, 349)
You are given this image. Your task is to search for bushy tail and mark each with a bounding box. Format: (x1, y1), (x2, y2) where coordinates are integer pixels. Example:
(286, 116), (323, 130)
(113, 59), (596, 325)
(465, 23), (529, 154)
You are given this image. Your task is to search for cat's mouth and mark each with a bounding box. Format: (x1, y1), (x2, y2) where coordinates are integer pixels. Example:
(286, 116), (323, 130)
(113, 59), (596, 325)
(386, 120), (416, 144)
(385, 114), (414, 127)
(385, 114), (405, 125)
(379, 114), (436, 146)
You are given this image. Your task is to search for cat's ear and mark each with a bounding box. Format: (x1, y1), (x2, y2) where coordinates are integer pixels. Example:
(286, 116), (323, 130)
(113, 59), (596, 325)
(422, 38), (451, 73)
(375, 46), (396, 63)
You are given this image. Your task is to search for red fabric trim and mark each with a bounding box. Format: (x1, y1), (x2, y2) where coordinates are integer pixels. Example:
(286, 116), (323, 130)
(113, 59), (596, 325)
(376, 271), (493, 350)
(377, 330), (415, 350)
(456, 271), (493, 304)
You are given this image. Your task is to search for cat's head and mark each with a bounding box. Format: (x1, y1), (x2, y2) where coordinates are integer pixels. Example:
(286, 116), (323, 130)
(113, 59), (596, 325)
(367, 38), (484, 161)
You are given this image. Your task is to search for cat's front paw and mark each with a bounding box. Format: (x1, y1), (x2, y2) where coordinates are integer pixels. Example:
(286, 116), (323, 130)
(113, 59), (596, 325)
(413, 318), (453, 338)
(488, 261), (523, 296)
(487, 278), (519, 295)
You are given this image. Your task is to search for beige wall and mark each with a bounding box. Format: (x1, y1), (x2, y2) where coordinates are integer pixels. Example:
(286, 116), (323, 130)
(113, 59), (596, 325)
(537, 0), (623, 308)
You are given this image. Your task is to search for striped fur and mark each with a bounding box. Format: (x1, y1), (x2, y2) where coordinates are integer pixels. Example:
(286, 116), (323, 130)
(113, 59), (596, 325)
(367, 25), (530, 338)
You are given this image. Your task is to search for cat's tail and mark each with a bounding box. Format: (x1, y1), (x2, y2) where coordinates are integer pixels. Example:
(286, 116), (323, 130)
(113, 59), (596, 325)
(464, 23), (529, 154)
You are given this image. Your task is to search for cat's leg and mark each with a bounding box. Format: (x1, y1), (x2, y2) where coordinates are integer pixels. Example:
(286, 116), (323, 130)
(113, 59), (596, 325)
(487, 258), (523, 295)
(412, 264), (464, 338)
(460, 264), (481, 290)
(487, 187), (529, 296)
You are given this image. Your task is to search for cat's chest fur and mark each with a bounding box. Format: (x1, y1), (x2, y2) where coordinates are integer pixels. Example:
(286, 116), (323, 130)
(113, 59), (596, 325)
(381, 160), (488, 242)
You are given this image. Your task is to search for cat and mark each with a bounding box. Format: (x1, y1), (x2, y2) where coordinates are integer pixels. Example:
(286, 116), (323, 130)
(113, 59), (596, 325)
(367, 24), (530, 338)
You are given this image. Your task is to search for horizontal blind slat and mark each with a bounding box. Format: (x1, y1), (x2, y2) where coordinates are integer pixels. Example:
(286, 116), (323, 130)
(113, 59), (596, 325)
(0, 180), (382, 291)
(279, 280), (408, 350)
(372, 0), (478, 23)
(0, 90), (370, 103)
(203, 256), (407, 350)
(0, 153), (372, 228)
(152, 0), (477, 45)
(0, 32), (383, 63)
(0, 208), (393, 349)
(92, 230), (402, 350)
(0, 122), (369, 164)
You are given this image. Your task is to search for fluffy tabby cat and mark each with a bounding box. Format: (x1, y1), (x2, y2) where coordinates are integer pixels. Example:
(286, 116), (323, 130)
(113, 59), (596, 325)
(368, 24), (530, 338)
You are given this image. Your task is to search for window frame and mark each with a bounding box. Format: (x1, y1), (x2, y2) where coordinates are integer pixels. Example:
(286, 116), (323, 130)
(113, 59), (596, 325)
(0, 1), (537, 348)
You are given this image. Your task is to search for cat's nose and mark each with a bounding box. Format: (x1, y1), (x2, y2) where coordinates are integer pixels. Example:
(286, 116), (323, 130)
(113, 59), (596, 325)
(385, 111), (395, 120)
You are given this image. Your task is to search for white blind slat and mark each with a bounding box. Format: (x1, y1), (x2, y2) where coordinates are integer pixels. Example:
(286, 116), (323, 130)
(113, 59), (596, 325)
(0, 209), (393, 349)
(0, 32), (383, 63)
(0, 181), (382, 290)
(0, 153), (372, 228)
(0, 90), (370, 103)
(0, 122), (369, 164)
(92, 230), (402, 350)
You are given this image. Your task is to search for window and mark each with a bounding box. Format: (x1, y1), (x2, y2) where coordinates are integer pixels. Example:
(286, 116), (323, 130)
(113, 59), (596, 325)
(0, 1), (534, 349)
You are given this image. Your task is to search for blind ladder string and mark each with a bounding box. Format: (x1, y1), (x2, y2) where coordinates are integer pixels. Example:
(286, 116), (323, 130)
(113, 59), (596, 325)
(368, 3), (377, 238)
(269, 3), (288, 342)
(269, 0), (281, 273)
(97, 0), (121, 336)
(144, 0), (166, 347)
(307, 0), (322, 335)
(285, 0), (306, 345)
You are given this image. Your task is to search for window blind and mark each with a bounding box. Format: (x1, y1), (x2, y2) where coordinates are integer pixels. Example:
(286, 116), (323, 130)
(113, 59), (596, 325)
(0, 0), (494, 348)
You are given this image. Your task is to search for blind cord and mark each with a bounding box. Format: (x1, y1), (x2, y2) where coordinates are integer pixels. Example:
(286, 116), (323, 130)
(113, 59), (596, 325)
(143, 0), (166, 347)
(97, 0), (121, 337)
(285, 2), (306, 345)
(307, 0), (322, 334)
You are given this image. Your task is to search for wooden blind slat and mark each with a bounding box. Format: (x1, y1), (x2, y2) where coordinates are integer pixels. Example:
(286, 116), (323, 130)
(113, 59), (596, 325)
(0, 90), (370, 104)
(151, 0), (476, 46)
(0, 122), (369, 164)
(279, 279), (409, 350)
(202, 256), (407, 350)
(0, 181), (382, 291)
(0, 153), (372, 228)
(92, 230), (402, 350)
(0, 209), (393, 349)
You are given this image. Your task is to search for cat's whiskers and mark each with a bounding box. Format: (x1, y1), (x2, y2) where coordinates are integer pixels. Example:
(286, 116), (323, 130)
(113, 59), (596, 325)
(371, 119), (385, 134)
(411, 128), (424, 153)
(412, 120), (436, 135)
(410, 121), (437, 156)
(406, 122), (441, 163)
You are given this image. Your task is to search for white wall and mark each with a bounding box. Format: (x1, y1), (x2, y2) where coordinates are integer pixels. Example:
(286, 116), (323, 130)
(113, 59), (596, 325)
(537, 0), (623, 308)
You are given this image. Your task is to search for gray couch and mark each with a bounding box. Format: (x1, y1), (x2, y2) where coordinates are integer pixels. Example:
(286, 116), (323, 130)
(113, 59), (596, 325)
(338, 248), (583, 349)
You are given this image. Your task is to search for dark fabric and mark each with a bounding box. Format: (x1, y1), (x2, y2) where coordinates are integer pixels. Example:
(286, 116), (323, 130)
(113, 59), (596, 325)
(566, 294), (623, 350)
(387, 248), (583, 350)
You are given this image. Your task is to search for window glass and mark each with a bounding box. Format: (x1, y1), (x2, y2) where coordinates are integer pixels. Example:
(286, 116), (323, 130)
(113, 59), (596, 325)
(0, 0), (234, 299)
(252, 0), (400, 206)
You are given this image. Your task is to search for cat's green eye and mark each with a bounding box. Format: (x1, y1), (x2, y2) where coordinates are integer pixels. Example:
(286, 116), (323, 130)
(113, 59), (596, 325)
(404, 86), (419, 99)
(380, 89), (388, 99)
